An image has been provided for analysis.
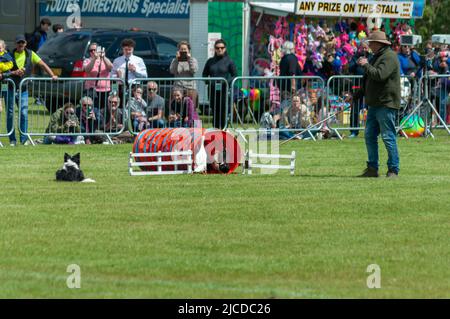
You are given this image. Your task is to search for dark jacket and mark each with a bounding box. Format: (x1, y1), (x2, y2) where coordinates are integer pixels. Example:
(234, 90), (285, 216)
(27, 28), (47, 52)
(349, 51), (374, 76)
(361, 46), (401, 110)
(277, 53), (302, 92)
(169, 96), (199, 127)
(202, 54), (237, 85)
(46, 107), (80, 133)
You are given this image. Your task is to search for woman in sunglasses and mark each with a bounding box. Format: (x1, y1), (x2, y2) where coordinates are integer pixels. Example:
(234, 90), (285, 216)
(202, 39), (237, 129)
(83, 42), (113, 109)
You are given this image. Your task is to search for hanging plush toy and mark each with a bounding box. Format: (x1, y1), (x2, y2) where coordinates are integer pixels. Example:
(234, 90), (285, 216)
(342, 43), (355, 60)
(268, 36), (282, 110)
(268, 35), (282, 74)
(311, 51), (323, 70)
(340, 32), (349, 44)
(358, 30), (367, 40)
(294, 19), (307, 70)
(274, 18), (283, 38)
(315, 25), (327, 40)
(282, 17), (289, 40)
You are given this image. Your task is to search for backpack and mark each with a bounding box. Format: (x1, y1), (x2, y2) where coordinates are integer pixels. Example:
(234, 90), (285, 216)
(25, 29), (41, 52)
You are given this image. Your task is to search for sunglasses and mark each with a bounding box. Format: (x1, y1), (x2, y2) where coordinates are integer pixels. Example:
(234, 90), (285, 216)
(109, 100), (119, 104)
(17, 41), (26, 45)
(215, 46), (225, 50)
(148, 88), (157, 92)
(65, 111), (75, 115)
(89, 49), (96, 52)
(82, 104), (93, 107)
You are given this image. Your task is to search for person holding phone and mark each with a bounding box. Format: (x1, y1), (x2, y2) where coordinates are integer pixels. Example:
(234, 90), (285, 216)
(170, 41), (199, 109)
(75, 96), (103, 144)
(83, 42), (113, 109)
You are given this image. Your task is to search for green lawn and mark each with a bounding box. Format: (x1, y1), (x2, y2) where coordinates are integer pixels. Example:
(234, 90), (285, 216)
(0, 134), (449, 298)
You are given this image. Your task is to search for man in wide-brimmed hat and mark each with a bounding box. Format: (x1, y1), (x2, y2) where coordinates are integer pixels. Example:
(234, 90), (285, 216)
(356, 30), (401, 178)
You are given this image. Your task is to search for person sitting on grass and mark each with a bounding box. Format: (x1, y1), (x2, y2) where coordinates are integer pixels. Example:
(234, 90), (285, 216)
(75, 96), (103, 144)
(103, 93), (134, 144)
(168, 88), (199, 128)
(279, 94), (315, 140)
(44, 102), (81, 144)
(127, 85), (148, 132)
(145, 81), (166, 128)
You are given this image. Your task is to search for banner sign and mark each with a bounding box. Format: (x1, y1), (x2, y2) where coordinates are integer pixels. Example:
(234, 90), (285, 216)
(294, 0), (414, 19)
(40, 0), (190, 19)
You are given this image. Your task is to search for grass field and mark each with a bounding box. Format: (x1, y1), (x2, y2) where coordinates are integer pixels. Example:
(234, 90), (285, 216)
(0, 132), (449, 298)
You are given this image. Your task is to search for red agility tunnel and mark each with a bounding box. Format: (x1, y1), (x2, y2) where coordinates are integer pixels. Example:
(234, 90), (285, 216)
(133, 128), (242, 174)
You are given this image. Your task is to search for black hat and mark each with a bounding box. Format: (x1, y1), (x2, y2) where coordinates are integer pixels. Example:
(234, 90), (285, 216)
(15, 34), (26, 43)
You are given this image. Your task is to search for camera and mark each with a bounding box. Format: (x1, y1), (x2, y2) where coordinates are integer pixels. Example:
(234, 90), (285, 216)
(96, 46), (104, 54)
(431, 34), (450, 45)
(178, 51), (188, 61)
(399, 35), (422, 46)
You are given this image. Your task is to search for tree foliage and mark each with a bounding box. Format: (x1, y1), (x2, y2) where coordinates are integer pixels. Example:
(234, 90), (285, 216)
(415, 0), (450, 41)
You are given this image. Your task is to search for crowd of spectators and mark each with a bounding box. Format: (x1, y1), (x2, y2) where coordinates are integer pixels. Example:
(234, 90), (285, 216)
(0, 18), (226, 145)
(252, 18), (450, 139)
(1, 17), (449, 145)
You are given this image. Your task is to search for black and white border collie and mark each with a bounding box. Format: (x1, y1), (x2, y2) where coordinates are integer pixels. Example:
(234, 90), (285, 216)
(56, 153), (95, 183)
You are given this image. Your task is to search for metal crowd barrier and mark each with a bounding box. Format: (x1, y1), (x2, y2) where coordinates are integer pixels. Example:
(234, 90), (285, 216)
(423, 73), (450, 132)
(326, 75), (421, 137)
(397, 75), (421, 129)
(326, 75), (363, 138)
(128, 77), (228, 135)
(0, 78), (16, 147)
(10, 74), (450, 146)
(19, 77), (126, 145)
(229, 75), (326, 140)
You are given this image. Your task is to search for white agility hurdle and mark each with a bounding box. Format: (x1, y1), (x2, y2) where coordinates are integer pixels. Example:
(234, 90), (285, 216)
(129, 151), (193, 176)
(244, 150), (296, 175)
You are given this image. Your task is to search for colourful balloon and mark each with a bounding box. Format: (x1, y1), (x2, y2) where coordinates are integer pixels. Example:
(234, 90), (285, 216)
(240, 88), (261, 111)
(400, 114), (425, 138)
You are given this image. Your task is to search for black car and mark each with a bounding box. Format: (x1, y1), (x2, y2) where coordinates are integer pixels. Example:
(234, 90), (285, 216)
(34, 28), (178, 111)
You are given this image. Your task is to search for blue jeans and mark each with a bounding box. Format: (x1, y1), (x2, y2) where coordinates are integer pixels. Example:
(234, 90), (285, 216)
(278, 128), (320, 140)
(5, 90), (29, 144)
(147, 118), (165, 129)
(365, 106), (400, 173)
(279, 129), (293, 140)
(168, 120), (189, 128)
(0, 88), (15, 133)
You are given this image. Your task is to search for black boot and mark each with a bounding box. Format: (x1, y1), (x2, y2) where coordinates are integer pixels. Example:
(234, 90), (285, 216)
(358, 166), (379, 177)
